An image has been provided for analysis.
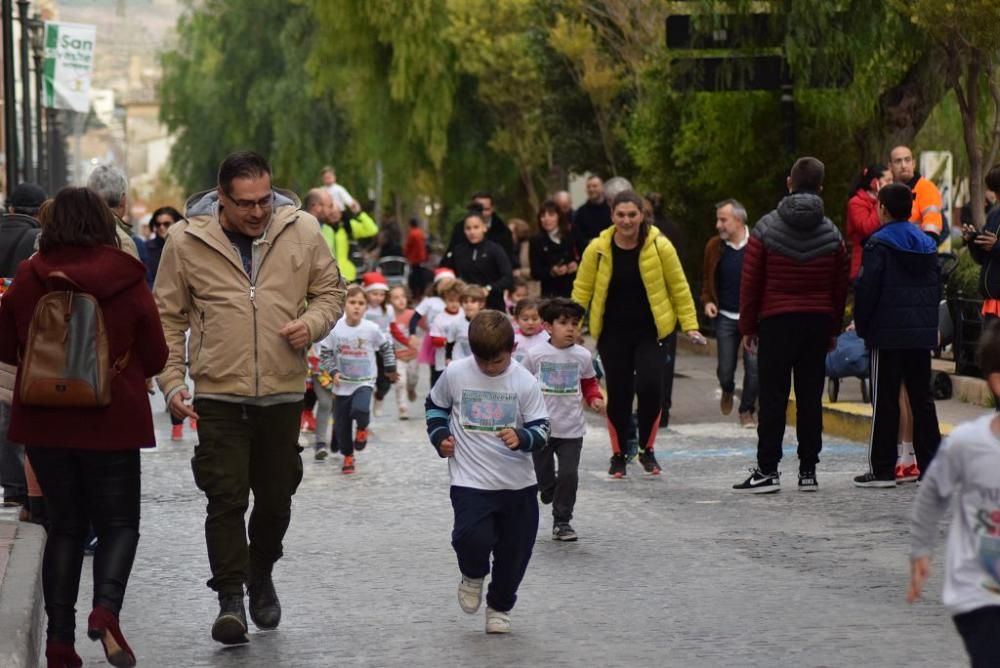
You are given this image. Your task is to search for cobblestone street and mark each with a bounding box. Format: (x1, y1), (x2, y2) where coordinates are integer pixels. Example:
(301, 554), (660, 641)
(69, 363), (965, 667)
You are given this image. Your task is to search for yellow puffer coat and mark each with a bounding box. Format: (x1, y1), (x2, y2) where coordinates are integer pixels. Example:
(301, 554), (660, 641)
(572, 225), (699, 341)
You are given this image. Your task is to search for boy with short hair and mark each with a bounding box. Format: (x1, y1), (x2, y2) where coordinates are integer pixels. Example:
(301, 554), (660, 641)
(429, 279), (467, 382)
(425, 310), (550, 634)
(445, 284), (488, 363)
(524, 298), (605, 541)
(908, 321), (1000, 667)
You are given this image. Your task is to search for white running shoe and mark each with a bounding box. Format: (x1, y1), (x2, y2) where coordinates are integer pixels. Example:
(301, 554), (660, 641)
(457, 576), (483, 614)
(485, 607), (511, 634)
(399, 403), (409, 420)
(373, 400), (384, 418)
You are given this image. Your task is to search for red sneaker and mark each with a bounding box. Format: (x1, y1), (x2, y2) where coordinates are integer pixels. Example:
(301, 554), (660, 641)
(300, 410), (316, 433)
(354, 427), (368, 452)
(896, 463), (920, 483)
(170, 424), (183, 441)
(342, 455), (355, 474)
(87, 605), (136, 667)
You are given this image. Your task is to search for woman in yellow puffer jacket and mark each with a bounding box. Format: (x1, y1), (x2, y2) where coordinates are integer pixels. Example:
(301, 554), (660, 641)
(573, 190), (705, 479)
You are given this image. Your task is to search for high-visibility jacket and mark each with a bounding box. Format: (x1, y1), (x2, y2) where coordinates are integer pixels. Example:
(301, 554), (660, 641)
(909, 175), (943, 238)
(319, 212), (379, 282)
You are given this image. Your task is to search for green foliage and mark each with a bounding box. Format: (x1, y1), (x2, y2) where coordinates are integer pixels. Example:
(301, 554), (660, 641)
(159, 0), (351, 197)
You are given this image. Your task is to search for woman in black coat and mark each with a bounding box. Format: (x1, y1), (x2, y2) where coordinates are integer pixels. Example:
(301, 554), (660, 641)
(144, 206), (183, 287)
(529, 199), (578, 297)
(441, 211), (512, 311)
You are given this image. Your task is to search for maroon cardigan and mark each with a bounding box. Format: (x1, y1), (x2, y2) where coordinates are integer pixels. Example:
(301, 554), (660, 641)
(0, 245), (168, 449)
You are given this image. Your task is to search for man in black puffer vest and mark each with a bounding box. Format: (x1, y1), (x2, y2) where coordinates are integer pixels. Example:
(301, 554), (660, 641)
(853, 183), (942, 487)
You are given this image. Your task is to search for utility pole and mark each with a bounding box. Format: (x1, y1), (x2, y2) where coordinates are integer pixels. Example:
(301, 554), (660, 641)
(2, 0), (17, 192)
(29, 12), (42, 189)
(16, 0), (31, 182)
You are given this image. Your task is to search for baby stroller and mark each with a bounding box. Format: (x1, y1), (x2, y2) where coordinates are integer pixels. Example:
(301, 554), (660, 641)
(826, 329), (871, 403)
(375, 256), (410, 288)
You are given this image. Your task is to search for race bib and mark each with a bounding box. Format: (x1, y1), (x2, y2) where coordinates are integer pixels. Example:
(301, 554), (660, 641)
(460, 390), (518, 432)
(977, 532), (1000, 594)
(539, 361), (579, 395)
(339, 356), (374, 383)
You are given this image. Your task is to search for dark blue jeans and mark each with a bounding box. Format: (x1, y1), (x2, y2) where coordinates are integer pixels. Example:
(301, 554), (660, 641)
(334, 386), (373, 456)
(450, 485), (538, 613)
(715, 315), (758, 414)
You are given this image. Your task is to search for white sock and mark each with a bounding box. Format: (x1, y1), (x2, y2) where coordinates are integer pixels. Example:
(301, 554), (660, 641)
(899, 441), (916, 466)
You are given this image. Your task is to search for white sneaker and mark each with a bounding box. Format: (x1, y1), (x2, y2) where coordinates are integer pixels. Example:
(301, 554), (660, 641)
(457, 576), (483, 614)
(399, 403), (409, 420)
(485, 607), (511, 634)
(373, 400), (384, 418)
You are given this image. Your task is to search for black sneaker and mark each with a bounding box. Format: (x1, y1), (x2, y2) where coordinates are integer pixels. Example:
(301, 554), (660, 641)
(853, 472), (896, 488)
(638, 450), (662, 475)
(248, 574), (281, 630)
(354, 427), (368, 452)
(732, 468), (780, 494)
(798, 471), (818, 492)
(539, 488), (554, 505)
(552, 523), (578, 542)
(212, 594), (250, 645)
(608, 454), (627, 479)
(314, 447), (328, 461)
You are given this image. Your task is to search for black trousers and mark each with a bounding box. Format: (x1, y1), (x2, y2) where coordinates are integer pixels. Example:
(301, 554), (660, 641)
(450, 485), (538, 613)
(756, 313), (829, 474)
(27, 447), (141, 643)
(868, 347), (941, 478)
(954, 606), (1000, 668)
(531, 437), (583, 523)
(597, 327), (665, 456)
(334, 386), (373, 456)
(191, 400), (303, 596)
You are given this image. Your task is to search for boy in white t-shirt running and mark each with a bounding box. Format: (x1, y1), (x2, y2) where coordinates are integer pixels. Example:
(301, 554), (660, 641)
(320, 286), (398, 474)
(445, 284), (487, 364)
(908, 322), (1000, 667)
(425, 310), (550, 634)
(523, 298), (605, 541)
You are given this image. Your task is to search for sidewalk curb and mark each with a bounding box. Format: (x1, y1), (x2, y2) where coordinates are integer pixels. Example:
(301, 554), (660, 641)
(787, 398), (955, 443)
(0, 521), (45, 668)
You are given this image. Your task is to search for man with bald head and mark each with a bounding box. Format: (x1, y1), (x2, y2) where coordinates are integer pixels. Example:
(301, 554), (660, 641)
(307, 187), (378, 282)
(553, 190), (573, 217)
(889, 145), (945, 244)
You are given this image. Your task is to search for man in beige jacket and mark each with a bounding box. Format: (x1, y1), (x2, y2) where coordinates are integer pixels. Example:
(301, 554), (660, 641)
(154, 151), (345, 645)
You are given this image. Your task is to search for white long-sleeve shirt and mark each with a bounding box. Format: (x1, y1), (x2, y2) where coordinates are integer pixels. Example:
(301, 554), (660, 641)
(910, 414), (1000, 615)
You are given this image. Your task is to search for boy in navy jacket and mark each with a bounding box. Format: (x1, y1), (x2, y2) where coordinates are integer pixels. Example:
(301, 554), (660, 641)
(853, 182), (942, 487)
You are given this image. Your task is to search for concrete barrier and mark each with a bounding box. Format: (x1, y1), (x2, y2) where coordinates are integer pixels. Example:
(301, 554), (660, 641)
(0, 521), (45, 668)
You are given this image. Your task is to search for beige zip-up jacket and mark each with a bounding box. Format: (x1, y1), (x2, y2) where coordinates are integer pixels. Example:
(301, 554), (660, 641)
(154, 189), (345, 403)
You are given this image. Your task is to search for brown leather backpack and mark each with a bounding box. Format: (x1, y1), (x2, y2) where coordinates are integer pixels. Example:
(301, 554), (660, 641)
(18, 272), (129, 407)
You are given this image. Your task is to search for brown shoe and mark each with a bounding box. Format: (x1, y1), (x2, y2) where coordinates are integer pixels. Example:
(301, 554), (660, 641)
(739, 411), (756, 429)
(720, 391), (734, 416)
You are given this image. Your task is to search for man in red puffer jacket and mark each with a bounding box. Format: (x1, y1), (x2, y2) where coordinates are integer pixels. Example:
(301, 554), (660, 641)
(733, 157), (849, 494)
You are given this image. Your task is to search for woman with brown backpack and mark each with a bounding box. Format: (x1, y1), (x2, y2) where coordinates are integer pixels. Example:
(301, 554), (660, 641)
(0, 187), (168, 668)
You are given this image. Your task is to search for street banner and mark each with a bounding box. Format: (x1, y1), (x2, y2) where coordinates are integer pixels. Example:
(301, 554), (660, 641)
(43, 21), (97, 113)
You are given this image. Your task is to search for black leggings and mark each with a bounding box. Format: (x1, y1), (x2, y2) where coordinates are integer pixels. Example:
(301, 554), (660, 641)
(26, 447), (140, 643)
(597, 327), (666, 455)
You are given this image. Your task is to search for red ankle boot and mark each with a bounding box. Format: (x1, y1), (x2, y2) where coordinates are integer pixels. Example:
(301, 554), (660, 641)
(87, 606), (136, 667)
(45, 641), (82, 668)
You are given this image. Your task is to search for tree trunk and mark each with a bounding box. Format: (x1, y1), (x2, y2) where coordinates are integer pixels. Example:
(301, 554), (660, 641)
(957, 56), (987, 230)
(855, 46), (951, 163)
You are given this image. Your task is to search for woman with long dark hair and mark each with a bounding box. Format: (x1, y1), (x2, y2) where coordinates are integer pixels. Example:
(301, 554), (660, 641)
(441, 211), (513, 311)
(144, 205), (183, 288)
(846, 164), (892, 281)
(573, 191), (703, 479)
(0, 187), (168, 668)
(529, 199), (578, 297)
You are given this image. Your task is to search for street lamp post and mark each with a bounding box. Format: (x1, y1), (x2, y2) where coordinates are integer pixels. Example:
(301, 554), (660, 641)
(2, 0), (18, 192)
(16, 0), (31, 182)
(28, 13), (42, 189)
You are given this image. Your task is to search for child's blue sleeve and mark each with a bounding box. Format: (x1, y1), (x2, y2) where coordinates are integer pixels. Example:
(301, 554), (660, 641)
(515, 417), (550, 453)
(425, 370), (452, 454)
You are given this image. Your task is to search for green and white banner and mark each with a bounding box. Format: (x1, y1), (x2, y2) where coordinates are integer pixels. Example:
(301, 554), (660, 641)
(43, 21), (97, 113)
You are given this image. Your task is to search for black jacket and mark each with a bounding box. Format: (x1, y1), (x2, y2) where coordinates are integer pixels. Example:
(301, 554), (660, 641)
(145, 235), (166, 288)
(572, 200), (611, 253)
(0, 213), (40, 277)
(968, 205), (1000, 299)
(447, 213), (514, 264)
(441, 239), (512, 311)
(529, 231), (577, 297)
(854, 220), (940, 350)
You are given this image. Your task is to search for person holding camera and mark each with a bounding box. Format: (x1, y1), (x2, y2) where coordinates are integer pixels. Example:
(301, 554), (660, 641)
(965, 165), (1000, 323)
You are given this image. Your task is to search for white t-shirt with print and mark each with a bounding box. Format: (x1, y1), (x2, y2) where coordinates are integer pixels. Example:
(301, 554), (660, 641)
(513, 330), (547, 366)
(320, 318), (386, 397)
(365, 303), (395, 333)
(430, 309), (465, 371)
(523, 340), (595, 439)
(429, 356), (548, 491)
(415, 295), (445, 328)
(446, 317), (473, 361)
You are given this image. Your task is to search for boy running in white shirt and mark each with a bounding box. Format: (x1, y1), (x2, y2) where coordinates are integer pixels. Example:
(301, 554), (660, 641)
(425, 310), (550, 634)
(524, 298), (605, 541)
(445, 284), (487, 364)
(429, 279), (466, 376)
(908, 322), (1000, 667)
(320, 286), (398, 474)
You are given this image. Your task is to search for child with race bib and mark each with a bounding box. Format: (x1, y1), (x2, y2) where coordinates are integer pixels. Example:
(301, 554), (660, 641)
(429, 279), (467, 381)
(320, 285), (398, 474)
(409, 268), (457, 388)
(445, 284), (488, 364)
(908, 321), (1000, 667)
(425, 310), (550, 634)
(388, 285), (419, 419)
(362, 272), (395, 418)
(512, 297), (545, 365)
(523, 298), (605, 541)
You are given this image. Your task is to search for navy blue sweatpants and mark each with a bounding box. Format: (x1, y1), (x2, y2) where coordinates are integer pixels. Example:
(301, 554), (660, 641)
(450, 485), (538, 613)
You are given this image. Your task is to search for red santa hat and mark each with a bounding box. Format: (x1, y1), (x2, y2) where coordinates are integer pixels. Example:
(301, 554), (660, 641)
(362, 272), (389, 292)
(433, 267), (456, 283)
